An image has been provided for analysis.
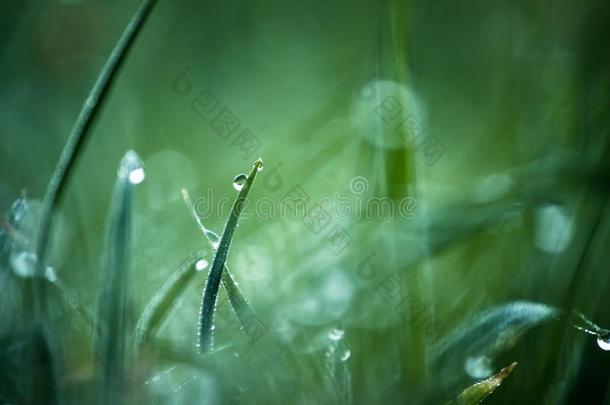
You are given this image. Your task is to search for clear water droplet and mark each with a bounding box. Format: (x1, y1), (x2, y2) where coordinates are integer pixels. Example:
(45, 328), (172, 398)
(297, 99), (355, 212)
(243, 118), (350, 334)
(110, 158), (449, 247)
(119, 150), (145, 184)
(534, 205), (573, 253)
(9, 251), (37, 278)
(255, 158), (264, 171)
(340, 349), (351, 361)
(195, 259), (209, 271)
(45, 266), (58, 283)
(465, 355), (493, 379)
(9, 251), (59, 282)
(233, 174), (247, 191)
(205, 229), (220, 250)
(328, 328), (345, 341)
(128, 167), (146, 185)
(597, 336), (610, 351)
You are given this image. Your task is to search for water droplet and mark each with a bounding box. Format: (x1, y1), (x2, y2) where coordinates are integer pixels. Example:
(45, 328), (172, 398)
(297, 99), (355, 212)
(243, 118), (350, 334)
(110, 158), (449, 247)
(233, 174), (248, 191)
(534, 205), (573, 253)
(119, 150), (145, 185)
(328, 328), (345, 341)
(597, 336), (610, 351)
(195, 259), (209, 271)
(9, 251), (59, 282)
(128, 167), (145, 185)
(10, 251), (37, 278)
(465, 355), (493, 379)
(340, 349), (351, 361)
(45, 266), (58, 283)
(255, 158), (264, 171)
(205, 229), (220, 250)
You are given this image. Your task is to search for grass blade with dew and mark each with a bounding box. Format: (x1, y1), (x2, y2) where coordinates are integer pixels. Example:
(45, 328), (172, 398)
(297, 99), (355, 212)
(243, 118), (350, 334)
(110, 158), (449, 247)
(182, 189), (259, 337)
(0, 193), (29, 263)
(1, 195), (93, 330)
(324, 328), (353, 405)
(445, 362), (518, 405)
(26, 3), (158, 400)
(426, 301), (557, 402)
(571, 311), (610, 350)
(197, 158), (264, 354)
(94, 151), (144, 404)
(33, 0), (159, 323)
(432, 301), (558, 378)
(134, 250), (207, 347)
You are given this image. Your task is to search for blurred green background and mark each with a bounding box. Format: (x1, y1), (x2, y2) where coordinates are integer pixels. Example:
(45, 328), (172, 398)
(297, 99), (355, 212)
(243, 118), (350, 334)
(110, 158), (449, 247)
(1, 0), (610, 403)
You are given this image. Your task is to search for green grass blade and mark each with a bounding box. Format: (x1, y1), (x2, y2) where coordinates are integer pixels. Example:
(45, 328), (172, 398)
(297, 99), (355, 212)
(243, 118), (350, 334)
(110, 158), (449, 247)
(134, 251), (206, 347)
(432, 301), (558, 375)
(428, 301), (557, 401)
(0, 194), (29, 262)
(197, 158), (264, 353)
(324, 330), (353, 405)
(95, 151), (143, 404)
(49, 274), (94, 331)
(33, 0), (159, 322)
(451, 362), (517, 405)
(27, 2), (159, 398)
(182, 189), (260, 339)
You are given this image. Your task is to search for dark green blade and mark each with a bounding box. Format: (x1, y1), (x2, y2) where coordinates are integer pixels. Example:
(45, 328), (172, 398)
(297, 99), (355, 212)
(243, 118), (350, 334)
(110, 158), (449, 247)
(197, 158), (264, 353)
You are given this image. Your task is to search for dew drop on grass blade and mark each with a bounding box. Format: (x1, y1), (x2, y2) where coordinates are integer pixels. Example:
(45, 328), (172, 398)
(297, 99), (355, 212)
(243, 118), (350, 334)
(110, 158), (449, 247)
(324, 328), (353, 405)
(233, 174), (248, 191)
(448, 362), (517, 405)
(432, 301), (558, 380)
(94, 151), (144, 404)
(182, 189), (259, 339)
(571, 310), (610, 351)
(197, 158), (264, 354)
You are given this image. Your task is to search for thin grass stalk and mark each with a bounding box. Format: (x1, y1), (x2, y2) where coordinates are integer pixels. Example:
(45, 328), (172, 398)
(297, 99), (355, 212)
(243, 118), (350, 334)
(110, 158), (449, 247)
(449, 362), (518, 405)
(182, 189), (258, 335)
(134, 251), (206, 347)
(95, 151), (143, 404)
(33, 0), (159, 322)
(197, 159), (263, 353)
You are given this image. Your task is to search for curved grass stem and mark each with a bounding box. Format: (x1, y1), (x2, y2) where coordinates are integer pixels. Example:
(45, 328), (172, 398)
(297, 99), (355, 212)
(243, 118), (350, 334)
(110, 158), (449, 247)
(33, 0), (159, 322)
(197, 159), (263, 353)
(134, 251), (206, 348)
(182, 189), (259, 336)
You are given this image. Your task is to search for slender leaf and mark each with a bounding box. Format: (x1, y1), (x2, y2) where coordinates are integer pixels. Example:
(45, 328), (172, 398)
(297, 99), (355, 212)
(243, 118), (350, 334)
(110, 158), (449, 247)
(33, 0), (159, 321)
(26, 3), (158, 401)
(324, 329), (352, 405)
(448, 362), (518, 405)
(197, 158), (264, 353)
(95, 151), (143, 404)
(432, 301), (559, 376)
(182, 189), (259, 338)
(134, 251), (206, 347)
